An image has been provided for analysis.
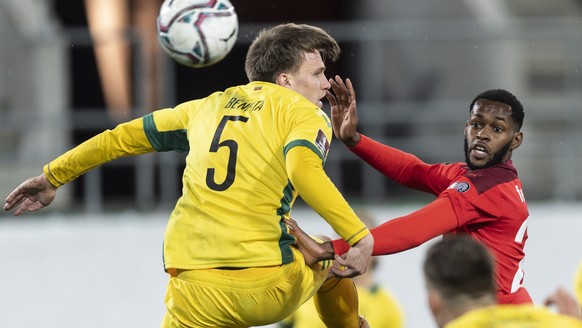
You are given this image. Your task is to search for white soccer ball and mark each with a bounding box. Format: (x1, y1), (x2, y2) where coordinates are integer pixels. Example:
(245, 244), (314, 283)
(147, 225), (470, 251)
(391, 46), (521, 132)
(156, 0), (238, 68)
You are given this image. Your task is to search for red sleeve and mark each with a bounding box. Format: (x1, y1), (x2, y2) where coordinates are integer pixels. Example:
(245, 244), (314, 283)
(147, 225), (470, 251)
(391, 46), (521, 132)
(331, 195), (459, 255)
(350, 134), (458, 194)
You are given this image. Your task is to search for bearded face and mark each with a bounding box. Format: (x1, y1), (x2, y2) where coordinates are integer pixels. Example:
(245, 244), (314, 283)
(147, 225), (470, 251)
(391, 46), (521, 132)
(463, 99), (522, 170)
(464, 137), (512, 170)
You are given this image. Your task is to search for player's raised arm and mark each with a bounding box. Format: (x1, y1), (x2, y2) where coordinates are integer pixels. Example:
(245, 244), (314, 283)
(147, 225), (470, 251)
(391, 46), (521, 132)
(4, 174), (57, 216)
(4, 117), (158, 217)
(286, 145), (373, 277)
(327, 75), (361, 148)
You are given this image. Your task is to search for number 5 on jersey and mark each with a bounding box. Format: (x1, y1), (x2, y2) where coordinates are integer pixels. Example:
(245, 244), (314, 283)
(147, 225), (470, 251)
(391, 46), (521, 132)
(206, 115), (249, 191)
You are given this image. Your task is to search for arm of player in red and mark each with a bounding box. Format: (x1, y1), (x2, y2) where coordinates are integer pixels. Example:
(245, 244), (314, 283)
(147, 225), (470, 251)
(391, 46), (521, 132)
(350, 134), (441, 193)
(332, 196), (459, 256)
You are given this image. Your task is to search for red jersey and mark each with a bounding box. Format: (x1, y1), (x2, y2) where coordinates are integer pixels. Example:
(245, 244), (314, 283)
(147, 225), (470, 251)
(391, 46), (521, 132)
(332, 134), (531, 304)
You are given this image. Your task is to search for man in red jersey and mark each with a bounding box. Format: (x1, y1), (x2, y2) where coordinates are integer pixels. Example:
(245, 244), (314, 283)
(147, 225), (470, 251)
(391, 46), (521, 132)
(307, 76), (531, 304)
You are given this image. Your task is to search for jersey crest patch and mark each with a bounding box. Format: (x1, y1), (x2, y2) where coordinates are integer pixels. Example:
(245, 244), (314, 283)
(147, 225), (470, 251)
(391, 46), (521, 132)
(315, 129), (330, 158)
(448, 181), (470, 193)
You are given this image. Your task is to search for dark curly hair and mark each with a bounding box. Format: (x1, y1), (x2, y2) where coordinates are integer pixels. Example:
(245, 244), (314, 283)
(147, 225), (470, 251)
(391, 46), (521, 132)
(469, 89), (524, 130)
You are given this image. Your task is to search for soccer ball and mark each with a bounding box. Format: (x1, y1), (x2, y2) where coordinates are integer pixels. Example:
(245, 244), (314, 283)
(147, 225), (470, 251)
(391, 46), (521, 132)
(156, 0), (238, 68)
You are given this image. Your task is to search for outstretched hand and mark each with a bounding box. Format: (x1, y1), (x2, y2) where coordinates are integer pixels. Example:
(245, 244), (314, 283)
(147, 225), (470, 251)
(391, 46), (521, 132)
(286, 218), (335, 267)
(330, 233), (373, 278)
(4, 174), (57, 216)
(326, 75), (360, 148)
(286, 218), (373, 278)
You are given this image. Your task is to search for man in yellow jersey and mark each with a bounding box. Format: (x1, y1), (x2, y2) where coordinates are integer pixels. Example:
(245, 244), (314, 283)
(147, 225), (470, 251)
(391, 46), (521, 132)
(424, 235), (582, 328)
(4, 23), (373, 328)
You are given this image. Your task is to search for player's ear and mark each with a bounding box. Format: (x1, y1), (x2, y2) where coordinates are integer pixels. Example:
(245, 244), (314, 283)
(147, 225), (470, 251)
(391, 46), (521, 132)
(510, 131), (523, 150)
(276, 73), (291, 88)
(427, 289), (441, 316)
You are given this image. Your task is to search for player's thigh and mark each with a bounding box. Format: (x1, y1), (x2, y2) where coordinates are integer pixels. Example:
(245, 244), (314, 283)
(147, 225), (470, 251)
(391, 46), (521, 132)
(277, 247), (331, 314)
(163, 249), (329, 327)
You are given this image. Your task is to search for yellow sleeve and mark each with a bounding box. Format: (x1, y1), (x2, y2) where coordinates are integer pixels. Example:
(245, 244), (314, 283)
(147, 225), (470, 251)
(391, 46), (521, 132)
(44, 117), (154, 187)
(286, 146), (369, 245)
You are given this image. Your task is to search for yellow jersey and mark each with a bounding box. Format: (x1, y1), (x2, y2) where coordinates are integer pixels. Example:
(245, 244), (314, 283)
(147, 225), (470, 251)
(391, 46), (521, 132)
(446, 304), (582, 328)
(44, 81), (369, 270)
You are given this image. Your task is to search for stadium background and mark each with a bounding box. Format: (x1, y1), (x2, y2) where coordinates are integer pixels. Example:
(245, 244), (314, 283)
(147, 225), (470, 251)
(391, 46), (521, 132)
(1, 0), (581, 327)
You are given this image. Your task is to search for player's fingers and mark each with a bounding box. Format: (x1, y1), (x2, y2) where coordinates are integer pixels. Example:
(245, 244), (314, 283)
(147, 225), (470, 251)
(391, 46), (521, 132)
(345, 78), (356, 102)
(326, 90), (337, 107)
(4, 198), (15, 211)
(286, 218), (306, 238)
(333, 254), (358, 272)
(315, 234), (331, 242)
(556, 287), (570, 297)
(26, 199), (45, 213)
(544, 295), (556, 307)
(13, 198), (36, 216)
(330, 267), (347, 277)
(545, 287), (582, 319)
(328, 77), (340, 94)
(4, 191), (26, 211)
(333, 76), (348, 94)
(330, 265), (359, 278)
(347, 102), (358, 123)
(328, 77), (338, 85)
(334, 254), (347, 264)
(5, 187), (21, 203)
(331, 76), (349, 102)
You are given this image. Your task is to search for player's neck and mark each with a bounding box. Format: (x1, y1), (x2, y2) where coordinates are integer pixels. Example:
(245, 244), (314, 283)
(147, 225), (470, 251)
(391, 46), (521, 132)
(446, 294), (497, 324)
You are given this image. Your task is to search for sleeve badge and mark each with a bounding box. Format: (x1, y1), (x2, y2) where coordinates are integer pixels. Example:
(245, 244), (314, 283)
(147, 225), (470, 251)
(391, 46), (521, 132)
(447, 181), (470, 193)
(315, 129), (330, 158)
